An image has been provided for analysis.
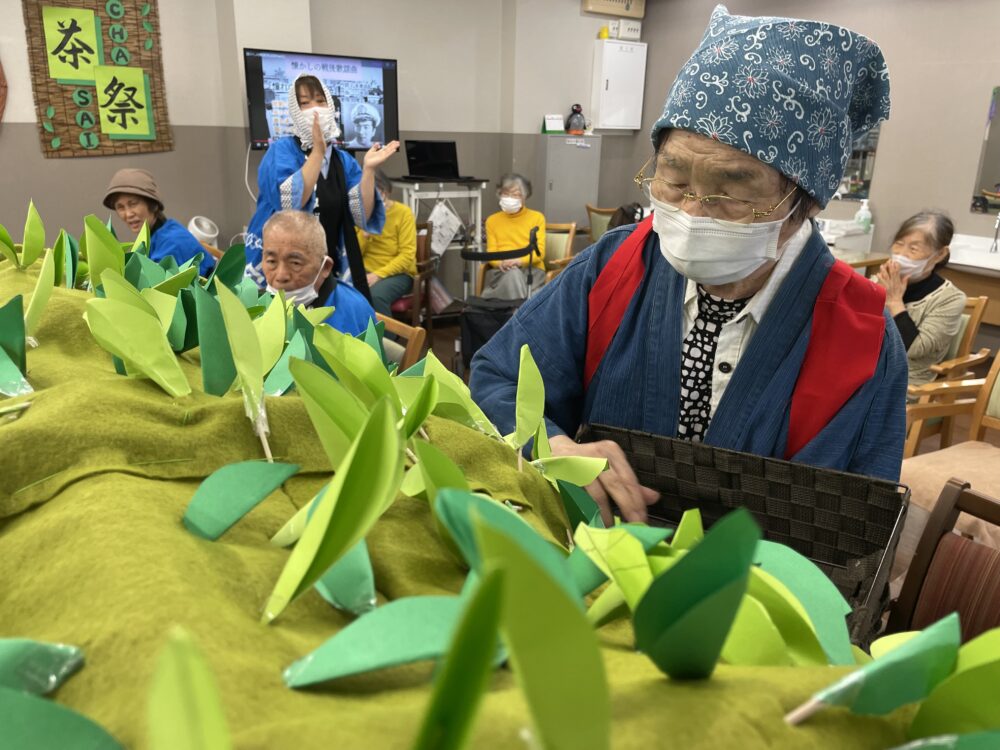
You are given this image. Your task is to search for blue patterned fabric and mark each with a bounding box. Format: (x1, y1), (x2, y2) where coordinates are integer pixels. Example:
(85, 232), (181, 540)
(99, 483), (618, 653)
(470, 223), (908, 482)
(651, 4), (890, 207)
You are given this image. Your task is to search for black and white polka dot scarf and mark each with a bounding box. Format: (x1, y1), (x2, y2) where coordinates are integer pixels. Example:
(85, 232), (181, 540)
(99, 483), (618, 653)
(677, 286), (750, 442)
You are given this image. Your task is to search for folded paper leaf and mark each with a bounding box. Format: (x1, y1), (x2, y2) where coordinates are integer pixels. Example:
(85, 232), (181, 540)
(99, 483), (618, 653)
(0, 348), (32, 397)
(0, 639), (83, 695)
(183, 461), (299, 540)
(870, 632), (920, 661)
(264, 330), (308, 397)
(575, 525), (652, 610)
(786, 612), (960, 725)
(423, 352), (501, 438)
(284, 596), (464, 687)
(23, 248), (57, 338)
(0, 295), (27, 376)
(253, 291), (287, 376)
(434, 489), (581, 607)
(721, 595), (792, 666)
(84, 298), (192, 397)
(312, 325), (400, 412)
(130, 222), (151, 257)
(586, 581), (629, 628)
(84, 214), (125, 287)
(314, 539), (377, 616)
(567, 524), (671, 597)
(475, 516), (610, 750)
(413, 569), (503, 750)
(414, 439), (469, 504)
(193, 284), (236, 396)
(402, 376), (439, 439)
(0, 685), (123, 749)
(148, 628), (231, 750)
(263, 398), (403, 623)
(0, 223), (17, 266)
(269, 484), (326, 548)
(889, 733), (1000, 750)
(558, 481), (604, 532)
(754, 540), (853, 666)
(531, 419), (551, 461)
(633, 508), (761, 679)
(288, 357), (368, 465)
(908, 627), (1000, 740)
(204, 244), (246, 292)
(672, 508), (704, 550)
(746, 566), (828, 667)
(21, 200), (45, 268)
(530, 456), (607, 488)
(503, 344), (544, 453)
(153, 267), (198, 297)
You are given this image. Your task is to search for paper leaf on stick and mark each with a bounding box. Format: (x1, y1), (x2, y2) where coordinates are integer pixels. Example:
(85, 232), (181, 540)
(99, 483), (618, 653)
(503, 344), (544, 453)
(83, 215), (125, 287)
(530, 455), (607, 488)
(21, 200), (45, 268)
(183, 461), (299, 540)
(289, 357), (368, 465)
(0, 639), (83, 695)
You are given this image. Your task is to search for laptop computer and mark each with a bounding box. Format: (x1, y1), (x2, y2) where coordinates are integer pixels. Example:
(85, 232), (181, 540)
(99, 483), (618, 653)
(402, 140), (481, 182)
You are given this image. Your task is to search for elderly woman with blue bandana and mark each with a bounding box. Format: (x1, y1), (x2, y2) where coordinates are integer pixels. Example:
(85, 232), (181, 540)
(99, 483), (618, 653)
(470, 5), (907, 525)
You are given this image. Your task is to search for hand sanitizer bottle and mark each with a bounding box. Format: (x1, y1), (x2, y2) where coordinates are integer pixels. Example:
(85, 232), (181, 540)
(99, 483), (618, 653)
(854, 199), (872, 233)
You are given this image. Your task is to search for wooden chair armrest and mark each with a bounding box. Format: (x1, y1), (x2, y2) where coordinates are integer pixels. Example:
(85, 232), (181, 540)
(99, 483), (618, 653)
(907, 378), (986, 398)
(548, 257), (573, 268)
(906, 399), (977, 429)
(930, 348), (992, 376)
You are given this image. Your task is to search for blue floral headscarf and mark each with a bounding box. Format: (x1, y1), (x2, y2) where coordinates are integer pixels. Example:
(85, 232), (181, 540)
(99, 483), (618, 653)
(651, 5), (890, 207)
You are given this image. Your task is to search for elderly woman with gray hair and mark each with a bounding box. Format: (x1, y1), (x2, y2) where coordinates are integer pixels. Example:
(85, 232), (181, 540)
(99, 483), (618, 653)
(260, 209), (375, 336)
(481, 173), (546, 300)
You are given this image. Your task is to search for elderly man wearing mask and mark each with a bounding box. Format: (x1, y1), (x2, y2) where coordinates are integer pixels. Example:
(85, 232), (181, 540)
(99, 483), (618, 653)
(470, 5), (907, 525)
(261, 209), (375, 337)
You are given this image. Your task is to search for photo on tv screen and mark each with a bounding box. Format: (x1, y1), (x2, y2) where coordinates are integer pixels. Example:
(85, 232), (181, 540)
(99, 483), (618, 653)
(243, 48), (399, 151)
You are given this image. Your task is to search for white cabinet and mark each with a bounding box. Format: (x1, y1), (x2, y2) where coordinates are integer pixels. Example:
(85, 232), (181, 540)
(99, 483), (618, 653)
(590, 40), (647, 130)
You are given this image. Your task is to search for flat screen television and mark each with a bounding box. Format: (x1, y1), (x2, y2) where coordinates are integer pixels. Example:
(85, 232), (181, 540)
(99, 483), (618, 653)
(243, 48), (399, 151)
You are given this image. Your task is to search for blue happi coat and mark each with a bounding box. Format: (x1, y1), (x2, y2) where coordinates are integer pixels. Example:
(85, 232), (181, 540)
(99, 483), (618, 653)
(244, 136), (384, 286)
(470, 223), (908, 481)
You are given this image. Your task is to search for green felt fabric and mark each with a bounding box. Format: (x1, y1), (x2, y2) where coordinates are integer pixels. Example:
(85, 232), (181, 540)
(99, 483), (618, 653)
(0, 267), (913, 749)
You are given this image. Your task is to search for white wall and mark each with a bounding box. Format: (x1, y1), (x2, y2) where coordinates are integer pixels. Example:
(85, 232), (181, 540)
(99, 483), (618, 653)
(308, 0), (504, 134)
(0, 0), (39, 122)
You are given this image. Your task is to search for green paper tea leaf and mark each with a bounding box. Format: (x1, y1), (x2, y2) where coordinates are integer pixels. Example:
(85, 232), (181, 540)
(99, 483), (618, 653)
(0, 348), (32, 397)
(204, 243), (247, 292)
(504, 344), (544, 452)
(148, 628), (231, 750)
(192, 284), (236, 396)
(263, 398), (403, 623)
(721, 595), (792, 666)
(475, 517), (610, 750)
(312, 325), (400, 411)
(314, 539), (376, 616)
(21, 200), (45, 267)
(216, 280), (266, 435)
(530, 455), (607, 487)
(264, 330), (307, 396)
(84, 298), (191, 397)
(0, 685), (123, 749)
(23, 247), (56, 337)
(574, 525), (652, 610)
(0, 296), (27, 375)
(153, 267), (198, 296)
(672, 508), (704, 550)
(413, 569), (503, 750)
(531, 418), (551, 461)
(84, 214), (125, 286)
(183, 461), (299, 540)
(567, 525), (670, 597)
(288, 357), (368, 465)
(402, 376), (439, 439)
(284, 596), (463, 687)
(633, 508), (761, 679)
(131, 222), (151, 256)
(0, 639), (83, 695)
(557, 480), (603, 531)
(423, 351), (501, 437)
(254, 291), (287, 375)
(414, 439), (469, 504)
(746, 566), (828, 666)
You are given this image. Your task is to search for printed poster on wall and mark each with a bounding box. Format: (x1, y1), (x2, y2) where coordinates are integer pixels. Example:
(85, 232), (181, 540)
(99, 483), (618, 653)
(22, 0), (172, 158)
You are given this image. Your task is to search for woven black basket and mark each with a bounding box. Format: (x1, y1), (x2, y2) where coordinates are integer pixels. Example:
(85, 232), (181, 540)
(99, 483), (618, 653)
(578, 424), (909, 647)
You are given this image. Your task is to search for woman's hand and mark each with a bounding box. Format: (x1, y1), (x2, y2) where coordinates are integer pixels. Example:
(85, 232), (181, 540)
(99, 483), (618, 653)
(499, 258), (520, 271)
(549, 435), (660, 526)
(877, 259), (907, 315)
(310, 112), (327, 153)
(363, 140), (400, 170)
(366, 272), (381, 288)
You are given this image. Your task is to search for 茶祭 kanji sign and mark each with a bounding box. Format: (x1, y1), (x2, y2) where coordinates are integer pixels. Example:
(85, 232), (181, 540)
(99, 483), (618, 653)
(22, 0), (172, 157)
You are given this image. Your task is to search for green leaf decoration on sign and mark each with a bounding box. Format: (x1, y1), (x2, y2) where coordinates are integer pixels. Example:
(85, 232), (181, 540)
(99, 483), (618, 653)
(142, 20), (154, 32)
(141, 3), (151, 16)
(45, 105), (55, 118)
(216, 280), (270, 458)
(22, 201), (46, 268)
(0, 685), (123, 749)
(475, 516), (610, 750)
(83, 215), (125, 288)
(633, 508), (761, 680)
(42, 121), (54, 133)
(263, 398), (403, 624)
(50, 137), (62, 149)
(288, 357), (368, 466)
(23, 248), (57, 338)
(148, 628), (231, 750)
(413, 570), (503, 750)
(84, 297), (192, 398)
(183, 461), (300, 540)
(283, 596), (464, 687)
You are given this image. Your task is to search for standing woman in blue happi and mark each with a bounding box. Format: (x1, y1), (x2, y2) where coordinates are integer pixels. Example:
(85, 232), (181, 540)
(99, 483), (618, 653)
(244, 73), (398, 301)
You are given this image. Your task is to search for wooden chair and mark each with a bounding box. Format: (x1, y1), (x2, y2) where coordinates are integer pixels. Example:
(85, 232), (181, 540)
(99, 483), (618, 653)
(544, 222), (577, 283)
(888, 478), (1000, 641)
(904, 350), (1000, 459)
(585, 204), (616, 244)
(376, 313), (426, 371)
(389, 222), (435, 335)
(905, 296), (991, 454)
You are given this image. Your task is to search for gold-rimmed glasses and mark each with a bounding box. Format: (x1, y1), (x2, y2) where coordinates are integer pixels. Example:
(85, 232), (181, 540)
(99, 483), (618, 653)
(634, 156), (796, 224)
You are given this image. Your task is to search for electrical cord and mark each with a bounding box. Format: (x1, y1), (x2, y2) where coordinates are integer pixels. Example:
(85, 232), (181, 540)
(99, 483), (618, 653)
(244, 141), (257, 204)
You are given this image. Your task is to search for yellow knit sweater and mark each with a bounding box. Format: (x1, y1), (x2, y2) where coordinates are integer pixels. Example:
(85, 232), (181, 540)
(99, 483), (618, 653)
(358, 200), (417, 278)
(485, 207), (546, 270)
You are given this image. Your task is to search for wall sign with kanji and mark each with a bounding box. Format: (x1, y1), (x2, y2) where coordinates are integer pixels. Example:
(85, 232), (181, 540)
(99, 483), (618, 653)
(22, 0), (172, 157)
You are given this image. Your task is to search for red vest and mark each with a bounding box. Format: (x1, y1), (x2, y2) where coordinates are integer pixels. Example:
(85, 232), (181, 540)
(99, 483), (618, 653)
(585, 217), (886, 459)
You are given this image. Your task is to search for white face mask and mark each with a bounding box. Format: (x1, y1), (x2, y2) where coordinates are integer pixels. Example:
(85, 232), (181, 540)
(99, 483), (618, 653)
(499, 196), (522, 214)
(297, 105), (340, 148)
(891, 253), (931, 279)
(266, 259), (329, 307)
(651, 194), (798, 286)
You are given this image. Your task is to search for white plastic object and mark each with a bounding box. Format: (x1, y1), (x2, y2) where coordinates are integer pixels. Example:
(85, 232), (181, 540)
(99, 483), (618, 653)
(853, 199), (872, 234)
(188, 216), (220, 246)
